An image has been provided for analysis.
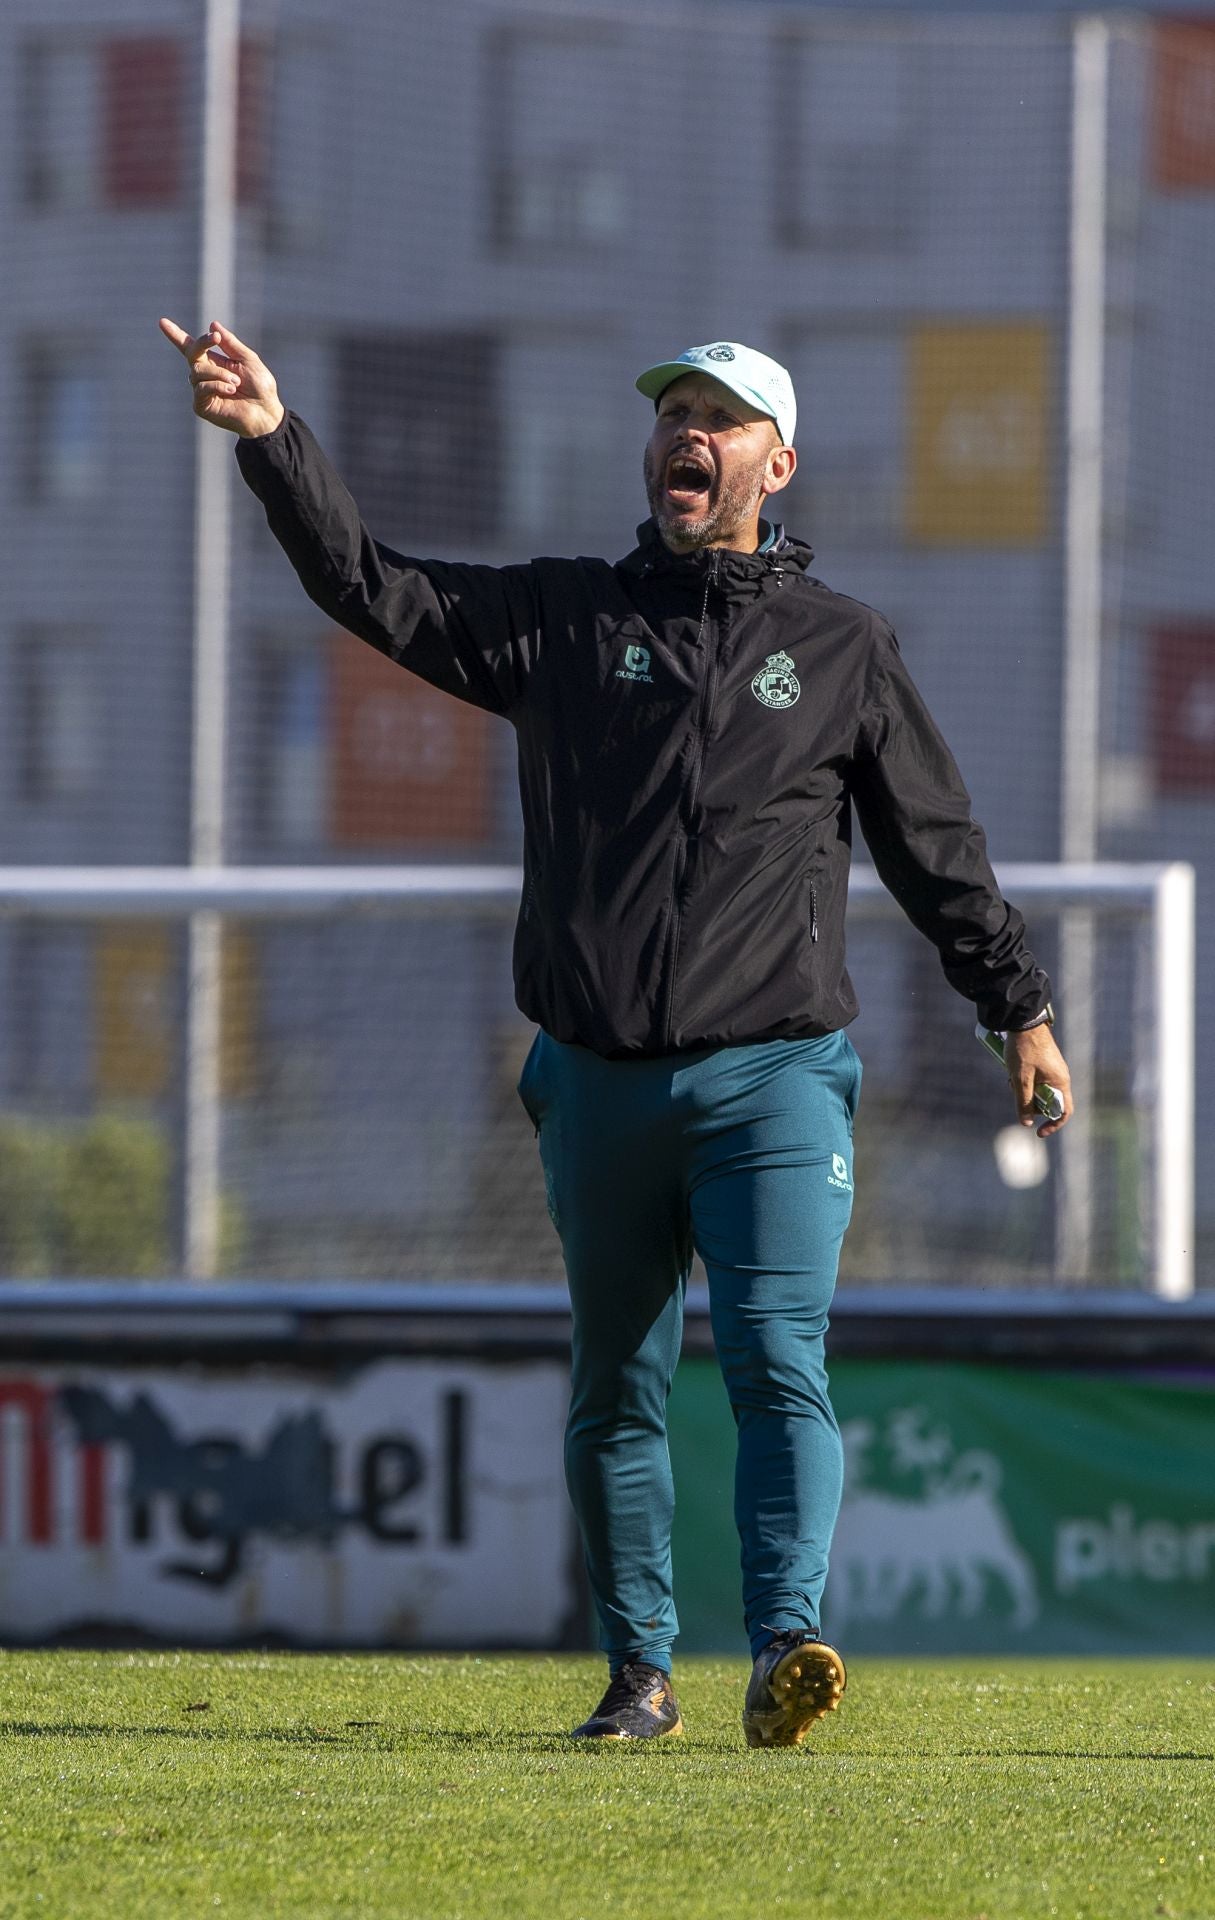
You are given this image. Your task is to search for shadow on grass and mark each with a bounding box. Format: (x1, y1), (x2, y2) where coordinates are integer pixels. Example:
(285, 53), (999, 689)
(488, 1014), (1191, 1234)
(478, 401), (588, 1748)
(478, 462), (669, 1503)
(4, 1723), (1208, 1764)
(405, 1734), (1215, 1764)
(407, 1730), (695, 1754)
(955, 1745), (1214, 1763)
(0, 1720), (699, 1755)
(0, 1722), (368, 1745)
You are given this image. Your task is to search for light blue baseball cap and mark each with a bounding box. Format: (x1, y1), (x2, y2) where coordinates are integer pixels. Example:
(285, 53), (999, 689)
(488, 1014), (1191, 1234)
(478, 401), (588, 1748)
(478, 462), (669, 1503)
(636, 341), (796, 446)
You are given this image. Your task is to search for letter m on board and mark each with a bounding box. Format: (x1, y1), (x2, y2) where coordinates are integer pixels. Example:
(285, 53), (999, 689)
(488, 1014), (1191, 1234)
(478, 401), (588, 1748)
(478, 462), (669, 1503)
(0, 1377), (106, 1545)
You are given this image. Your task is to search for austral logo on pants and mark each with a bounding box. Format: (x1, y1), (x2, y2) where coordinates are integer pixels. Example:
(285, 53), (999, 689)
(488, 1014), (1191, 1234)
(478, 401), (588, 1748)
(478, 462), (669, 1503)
(827, 1152), (853, 1192)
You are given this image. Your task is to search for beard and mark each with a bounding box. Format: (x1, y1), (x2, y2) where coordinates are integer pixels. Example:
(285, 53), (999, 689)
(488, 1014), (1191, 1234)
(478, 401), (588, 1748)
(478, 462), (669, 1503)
(642, 445), (770, 552)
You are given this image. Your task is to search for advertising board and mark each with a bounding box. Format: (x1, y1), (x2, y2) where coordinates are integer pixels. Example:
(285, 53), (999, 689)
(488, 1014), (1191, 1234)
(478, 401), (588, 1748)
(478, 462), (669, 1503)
(669, 1357), (1215, 1655)
(0, 1360), (574, 1646)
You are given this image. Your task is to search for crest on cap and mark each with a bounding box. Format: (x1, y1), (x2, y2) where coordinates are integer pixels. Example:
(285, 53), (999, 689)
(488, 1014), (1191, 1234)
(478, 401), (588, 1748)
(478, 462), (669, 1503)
(635, 341), (797, 446)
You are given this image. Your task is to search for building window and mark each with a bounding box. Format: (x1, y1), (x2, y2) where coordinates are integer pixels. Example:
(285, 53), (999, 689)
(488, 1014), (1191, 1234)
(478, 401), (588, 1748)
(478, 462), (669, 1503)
(21, 43), (98, 208)
(502, 340), (623, 546)
(15, 629), (99, 804)
(25, 350), (106, 503)
(780, 330), (904, 549)
(259, 38), (335, 251)
(22, 36), (184, 210)
(252, 638), (328, 850)
(487, 25), (630, 251)
(21, 32), (266, 213)
(8, 925), (92, 1106)
(776, 34), (920, 250)
(336, 333), (500, 547)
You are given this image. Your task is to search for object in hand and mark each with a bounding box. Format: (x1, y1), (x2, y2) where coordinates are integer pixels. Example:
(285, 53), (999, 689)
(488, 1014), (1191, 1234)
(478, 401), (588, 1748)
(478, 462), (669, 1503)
(976, 1025), (1065, 1123)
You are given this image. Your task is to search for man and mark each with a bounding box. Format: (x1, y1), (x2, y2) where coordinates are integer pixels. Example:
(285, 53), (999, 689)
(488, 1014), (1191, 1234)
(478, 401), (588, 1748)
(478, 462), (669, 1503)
(160, 319), (1073, 1747)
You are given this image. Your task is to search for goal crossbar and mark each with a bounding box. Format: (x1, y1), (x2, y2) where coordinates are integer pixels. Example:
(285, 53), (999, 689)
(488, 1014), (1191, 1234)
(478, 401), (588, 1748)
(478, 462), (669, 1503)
(0, 859), (1190, 917)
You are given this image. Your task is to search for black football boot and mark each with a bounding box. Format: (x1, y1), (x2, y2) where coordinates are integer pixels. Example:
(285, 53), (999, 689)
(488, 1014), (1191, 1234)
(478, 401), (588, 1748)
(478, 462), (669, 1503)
(570, 1662), (684, 1740)
(742, 1631), (846, 1749)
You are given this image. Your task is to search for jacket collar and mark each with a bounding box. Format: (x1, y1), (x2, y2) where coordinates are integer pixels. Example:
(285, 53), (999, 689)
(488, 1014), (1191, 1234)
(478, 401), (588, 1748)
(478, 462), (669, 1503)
(618, 517), (815, 581)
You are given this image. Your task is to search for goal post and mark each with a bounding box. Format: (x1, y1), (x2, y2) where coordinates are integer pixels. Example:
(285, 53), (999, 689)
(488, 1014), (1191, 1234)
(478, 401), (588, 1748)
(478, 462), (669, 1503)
(0, 861), (1194, 1299)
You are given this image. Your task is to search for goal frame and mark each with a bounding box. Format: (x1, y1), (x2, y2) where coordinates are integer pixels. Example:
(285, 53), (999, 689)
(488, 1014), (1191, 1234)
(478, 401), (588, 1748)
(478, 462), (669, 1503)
(0, 860), (1194, 1299)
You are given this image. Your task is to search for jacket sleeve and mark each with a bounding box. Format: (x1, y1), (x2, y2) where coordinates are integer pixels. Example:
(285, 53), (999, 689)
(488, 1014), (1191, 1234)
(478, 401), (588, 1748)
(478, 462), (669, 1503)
(850, 622), (1053, 1032)
(234, 412), (537, 717)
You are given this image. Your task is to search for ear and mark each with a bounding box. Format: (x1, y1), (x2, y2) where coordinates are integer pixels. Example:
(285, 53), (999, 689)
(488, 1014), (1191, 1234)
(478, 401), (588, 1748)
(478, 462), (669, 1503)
(760, 443), (797, 499)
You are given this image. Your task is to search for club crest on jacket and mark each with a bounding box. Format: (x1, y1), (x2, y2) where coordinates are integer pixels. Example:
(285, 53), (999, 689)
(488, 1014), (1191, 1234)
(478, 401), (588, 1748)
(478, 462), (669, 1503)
(751, 651), (801, 709)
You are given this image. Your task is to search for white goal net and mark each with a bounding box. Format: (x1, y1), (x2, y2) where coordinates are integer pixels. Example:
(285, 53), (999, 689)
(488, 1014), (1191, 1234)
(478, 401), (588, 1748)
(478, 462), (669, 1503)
(0, 862), (1193, 1295)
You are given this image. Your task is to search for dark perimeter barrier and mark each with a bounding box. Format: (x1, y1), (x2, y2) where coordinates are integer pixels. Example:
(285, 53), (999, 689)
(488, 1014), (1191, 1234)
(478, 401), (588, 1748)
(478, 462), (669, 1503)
(0, 1284), (1212, 1654)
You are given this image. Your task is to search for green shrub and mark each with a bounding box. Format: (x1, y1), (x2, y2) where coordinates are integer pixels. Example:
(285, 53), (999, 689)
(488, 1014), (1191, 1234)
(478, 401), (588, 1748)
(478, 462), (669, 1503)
(0, 1119), (68, 1277)
(0, 1113), (170, 1278)
(59, 1113), (171, 1277)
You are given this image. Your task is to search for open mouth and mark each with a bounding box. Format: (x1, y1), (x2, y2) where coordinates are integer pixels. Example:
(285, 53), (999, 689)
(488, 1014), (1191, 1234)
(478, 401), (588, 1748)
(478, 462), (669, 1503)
(664, 453), (713, 509)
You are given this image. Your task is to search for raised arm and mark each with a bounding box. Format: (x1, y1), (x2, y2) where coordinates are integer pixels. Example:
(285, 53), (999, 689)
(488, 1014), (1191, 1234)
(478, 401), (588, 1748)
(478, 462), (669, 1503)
(159, 318), (285, 439)
(159, 318), (538, 716)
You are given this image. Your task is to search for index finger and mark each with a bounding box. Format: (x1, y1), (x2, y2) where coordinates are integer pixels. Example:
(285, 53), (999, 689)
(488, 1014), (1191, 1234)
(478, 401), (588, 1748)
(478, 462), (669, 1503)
(159, 317), (221, 367)
(159, 316), (199, 358)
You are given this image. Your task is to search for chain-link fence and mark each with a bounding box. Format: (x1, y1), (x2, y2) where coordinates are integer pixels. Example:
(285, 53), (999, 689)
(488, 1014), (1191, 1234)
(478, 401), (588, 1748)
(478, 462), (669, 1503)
(0, 3), (1209, 1286)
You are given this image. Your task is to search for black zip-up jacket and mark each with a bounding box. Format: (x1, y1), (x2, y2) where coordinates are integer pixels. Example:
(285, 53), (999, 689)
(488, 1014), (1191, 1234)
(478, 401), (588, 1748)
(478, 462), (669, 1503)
(236, 413), (1052, 1058)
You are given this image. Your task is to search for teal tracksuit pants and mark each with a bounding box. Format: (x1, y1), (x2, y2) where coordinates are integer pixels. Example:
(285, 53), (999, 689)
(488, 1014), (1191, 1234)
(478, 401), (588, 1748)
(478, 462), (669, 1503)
(518, 1028), (861, 1671)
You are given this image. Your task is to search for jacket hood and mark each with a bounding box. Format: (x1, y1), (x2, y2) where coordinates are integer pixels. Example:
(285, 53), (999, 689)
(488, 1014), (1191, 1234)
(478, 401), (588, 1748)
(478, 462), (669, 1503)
(618, 517), (815, 581)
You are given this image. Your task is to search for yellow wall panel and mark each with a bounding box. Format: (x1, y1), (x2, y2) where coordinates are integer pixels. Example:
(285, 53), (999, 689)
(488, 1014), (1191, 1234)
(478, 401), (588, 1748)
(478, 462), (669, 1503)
(907, 323), (1050, 546)
(95, 924), (256, 1101)
(95, 924), (172, 1099)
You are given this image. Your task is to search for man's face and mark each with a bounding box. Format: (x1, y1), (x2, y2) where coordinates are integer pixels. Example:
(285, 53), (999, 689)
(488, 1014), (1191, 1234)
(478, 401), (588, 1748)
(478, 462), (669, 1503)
(642, 373), (794, 553)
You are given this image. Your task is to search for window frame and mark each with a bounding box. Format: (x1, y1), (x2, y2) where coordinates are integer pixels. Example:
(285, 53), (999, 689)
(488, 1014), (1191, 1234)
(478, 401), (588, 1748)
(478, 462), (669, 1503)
(12, 625), (101, 809)
(484, 18), (632, 256)
(773, 27), (923, 254)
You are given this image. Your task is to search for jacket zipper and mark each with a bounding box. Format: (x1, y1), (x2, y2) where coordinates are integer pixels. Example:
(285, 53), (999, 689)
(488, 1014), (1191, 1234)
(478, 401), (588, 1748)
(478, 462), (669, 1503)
(809, 878), (819, 944)
(660, 552), (722, 1049)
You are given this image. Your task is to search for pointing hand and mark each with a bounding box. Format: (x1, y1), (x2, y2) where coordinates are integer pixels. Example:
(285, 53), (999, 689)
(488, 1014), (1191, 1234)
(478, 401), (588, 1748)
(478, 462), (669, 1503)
(159, 318), (285, 439)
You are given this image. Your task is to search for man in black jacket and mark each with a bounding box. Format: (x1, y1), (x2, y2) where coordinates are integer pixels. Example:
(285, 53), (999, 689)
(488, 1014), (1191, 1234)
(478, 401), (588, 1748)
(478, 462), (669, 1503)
(161, 318), (1072, 1747)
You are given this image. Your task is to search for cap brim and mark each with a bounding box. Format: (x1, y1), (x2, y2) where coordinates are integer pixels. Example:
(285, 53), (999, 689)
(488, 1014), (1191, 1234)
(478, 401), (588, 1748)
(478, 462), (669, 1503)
(635, 361), (698, 401)
(635, 360), (785, 441)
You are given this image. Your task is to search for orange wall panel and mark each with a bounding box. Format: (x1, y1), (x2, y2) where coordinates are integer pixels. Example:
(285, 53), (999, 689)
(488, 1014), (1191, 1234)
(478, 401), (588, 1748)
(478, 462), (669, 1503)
(329, 636), (492, 848)
(1153, 21), (1215, 190)
(102, 39), (183, 207)
(1152, 624), (1215, 793)
(95, 924), (172, 1099)
(906, 322), (1050, 547)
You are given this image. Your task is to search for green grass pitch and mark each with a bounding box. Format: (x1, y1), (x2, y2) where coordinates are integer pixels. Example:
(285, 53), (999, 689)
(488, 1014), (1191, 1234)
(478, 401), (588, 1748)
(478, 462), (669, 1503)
(1, 1652), (1212, 1918)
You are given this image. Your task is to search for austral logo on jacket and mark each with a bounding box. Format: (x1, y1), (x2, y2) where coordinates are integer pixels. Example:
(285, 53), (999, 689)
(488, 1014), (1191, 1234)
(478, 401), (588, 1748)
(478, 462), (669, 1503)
(751, 651), (800, 709)
(616, 644), (654, 684)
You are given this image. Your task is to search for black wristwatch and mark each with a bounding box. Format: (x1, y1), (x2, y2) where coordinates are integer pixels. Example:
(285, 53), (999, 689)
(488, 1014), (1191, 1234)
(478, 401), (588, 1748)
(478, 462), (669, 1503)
(1013, 1003), (1055, 1032)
